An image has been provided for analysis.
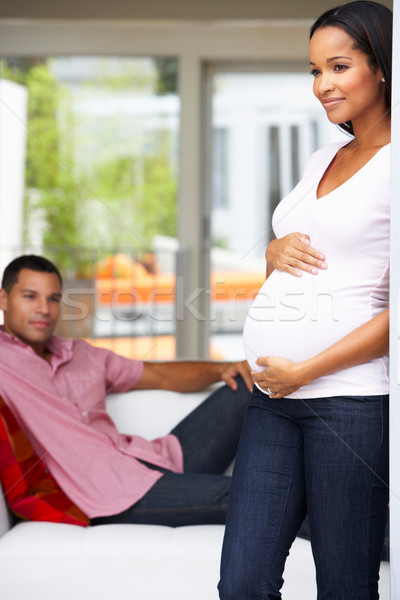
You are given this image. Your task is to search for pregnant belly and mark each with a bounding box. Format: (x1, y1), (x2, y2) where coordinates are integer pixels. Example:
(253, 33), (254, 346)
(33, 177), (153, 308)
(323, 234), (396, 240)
(243, 269), (365, 371)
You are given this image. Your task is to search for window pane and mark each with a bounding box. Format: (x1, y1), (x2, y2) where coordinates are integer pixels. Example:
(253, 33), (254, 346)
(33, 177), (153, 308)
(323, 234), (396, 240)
(212, 128), (229, 210)
(0, 55), (179, 359)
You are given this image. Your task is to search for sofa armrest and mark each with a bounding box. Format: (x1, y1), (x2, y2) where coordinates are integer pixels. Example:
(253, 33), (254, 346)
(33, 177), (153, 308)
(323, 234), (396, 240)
(106, 388), (216, 438)
(0, 482), (13, 538)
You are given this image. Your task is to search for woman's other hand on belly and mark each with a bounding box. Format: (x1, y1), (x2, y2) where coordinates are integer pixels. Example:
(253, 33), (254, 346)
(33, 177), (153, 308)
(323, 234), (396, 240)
(252, 308), (389, 399)
(252, 356), (309, 399)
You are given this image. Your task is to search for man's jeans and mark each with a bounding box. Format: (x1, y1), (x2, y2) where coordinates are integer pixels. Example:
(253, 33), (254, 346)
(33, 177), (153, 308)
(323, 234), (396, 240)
(218, 388), (389, 600)
(91, 376), (251, 527)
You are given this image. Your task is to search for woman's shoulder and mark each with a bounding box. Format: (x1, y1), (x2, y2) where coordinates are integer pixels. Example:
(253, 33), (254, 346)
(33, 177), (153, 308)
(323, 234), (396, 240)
(307, 140), (349, 166)
(310, 139), (390, 164)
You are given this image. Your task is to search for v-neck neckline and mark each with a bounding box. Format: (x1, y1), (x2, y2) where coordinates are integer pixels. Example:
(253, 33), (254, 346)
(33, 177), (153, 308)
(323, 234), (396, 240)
(316, 141), (390, 200)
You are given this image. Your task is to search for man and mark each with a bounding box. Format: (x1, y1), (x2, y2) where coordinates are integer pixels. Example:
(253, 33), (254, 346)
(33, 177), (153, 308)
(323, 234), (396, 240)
(0, 255), (252, 526)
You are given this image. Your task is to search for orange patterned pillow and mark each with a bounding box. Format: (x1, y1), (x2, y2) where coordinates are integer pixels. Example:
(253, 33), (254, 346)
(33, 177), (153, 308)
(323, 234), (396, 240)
(0, 395), (89, 526)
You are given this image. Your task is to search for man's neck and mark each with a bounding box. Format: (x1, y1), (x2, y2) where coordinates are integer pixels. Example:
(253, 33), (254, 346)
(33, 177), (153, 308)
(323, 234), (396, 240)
(41, 348), (53, 364)
(29, 341), (53, 363)
(29, 342), (50, 362)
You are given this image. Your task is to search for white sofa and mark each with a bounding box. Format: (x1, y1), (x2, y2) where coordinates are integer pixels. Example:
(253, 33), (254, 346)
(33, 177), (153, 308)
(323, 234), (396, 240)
(0, 388), (390, 600)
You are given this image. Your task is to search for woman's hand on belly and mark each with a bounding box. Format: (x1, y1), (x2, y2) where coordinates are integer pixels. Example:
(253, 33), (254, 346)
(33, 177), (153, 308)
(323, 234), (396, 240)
(266, 233), (327, 278)
(252, 356), (309, 399)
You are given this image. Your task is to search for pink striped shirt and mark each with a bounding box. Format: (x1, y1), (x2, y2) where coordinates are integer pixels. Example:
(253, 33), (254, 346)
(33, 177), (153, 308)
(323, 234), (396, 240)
(0, 329), (183, 518)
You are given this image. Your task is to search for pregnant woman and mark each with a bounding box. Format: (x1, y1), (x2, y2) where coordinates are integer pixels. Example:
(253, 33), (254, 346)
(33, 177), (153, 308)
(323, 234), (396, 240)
(218, 2), (392, 599)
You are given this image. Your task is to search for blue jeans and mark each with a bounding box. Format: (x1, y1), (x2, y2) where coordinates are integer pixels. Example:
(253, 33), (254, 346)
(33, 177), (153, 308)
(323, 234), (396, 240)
(218, 388), (389, 600)
(91, 376), (251, 527)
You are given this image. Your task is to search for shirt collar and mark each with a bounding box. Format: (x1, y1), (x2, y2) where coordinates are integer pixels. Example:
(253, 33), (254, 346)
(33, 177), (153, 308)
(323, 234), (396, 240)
(0, 327), (73, 362)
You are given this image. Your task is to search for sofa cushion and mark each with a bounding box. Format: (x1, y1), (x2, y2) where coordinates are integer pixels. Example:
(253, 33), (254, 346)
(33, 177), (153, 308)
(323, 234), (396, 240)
(0, 522), (226, 600)
(0, 396), (89, 526)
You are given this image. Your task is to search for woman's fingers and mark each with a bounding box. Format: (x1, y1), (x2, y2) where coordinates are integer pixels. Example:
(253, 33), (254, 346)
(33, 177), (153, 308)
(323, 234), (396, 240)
(266, 233), (327, 276)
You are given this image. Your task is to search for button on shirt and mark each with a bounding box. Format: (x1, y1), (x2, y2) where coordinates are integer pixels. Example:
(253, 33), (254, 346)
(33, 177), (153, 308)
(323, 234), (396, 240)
(0, 329), (184, 518)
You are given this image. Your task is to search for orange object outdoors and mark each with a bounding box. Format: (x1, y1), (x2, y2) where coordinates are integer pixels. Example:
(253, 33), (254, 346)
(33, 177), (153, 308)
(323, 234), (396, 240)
(97, 271), (265, 307)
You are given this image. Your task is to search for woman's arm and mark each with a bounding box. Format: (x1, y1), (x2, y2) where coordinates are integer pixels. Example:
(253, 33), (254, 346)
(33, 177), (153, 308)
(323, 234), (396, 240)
(266, 233), (328, 278)
(252, 308), (389, 398)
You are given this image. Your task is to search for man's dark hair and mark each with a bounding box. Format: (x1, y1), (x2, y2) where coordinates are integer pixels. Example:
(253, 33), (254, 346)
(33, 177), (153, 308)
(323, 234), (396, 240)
(1, 255), (63, 293)
(310, 1), (392, 135)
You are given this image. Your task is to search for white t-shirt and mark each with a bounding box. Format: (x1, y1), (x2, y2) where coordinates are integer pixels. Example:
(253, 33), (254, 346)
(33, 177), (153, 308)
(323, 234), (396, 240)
(243, 141), (390, 399)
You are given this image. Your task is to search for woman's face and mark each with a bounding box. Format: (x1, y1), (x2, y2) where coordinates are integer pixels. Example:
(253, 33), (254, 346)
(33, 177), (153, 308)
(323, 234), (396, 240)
(309, 26), (386, 128)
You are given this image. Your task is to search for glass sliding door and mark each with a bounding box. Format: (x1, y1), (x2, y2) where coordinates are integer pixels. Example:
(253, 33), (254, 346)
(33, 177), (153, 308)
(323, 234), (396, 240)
(207, 68), (347, 360)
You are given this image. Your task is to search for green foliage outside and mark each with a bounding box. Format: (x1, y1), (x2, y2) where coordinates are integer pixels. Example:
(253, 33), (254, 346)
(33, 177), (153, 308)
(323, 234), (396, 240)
(1, 57), (178, 277)
(86, 152), (177, 247)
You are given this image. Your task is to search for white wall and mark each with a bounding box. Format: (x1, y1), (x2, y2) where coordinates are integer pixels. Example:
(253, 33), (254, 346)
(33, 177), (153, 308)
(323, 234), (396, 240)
(390, 0), (400, 595)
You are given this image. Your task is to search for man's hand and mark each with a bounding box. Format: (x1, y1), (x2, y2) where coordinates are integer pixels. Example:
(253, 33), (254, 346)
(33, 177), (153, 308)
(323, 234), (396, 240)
(252, 356), (308, 399)
(220, 360), (253, 392)
(266, 233), (327, 278)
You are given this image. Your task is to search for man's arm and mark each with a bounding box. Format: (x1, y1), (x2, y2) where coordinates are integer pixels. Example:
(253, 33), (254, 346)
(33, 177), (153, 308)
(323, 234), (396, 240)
(252, 308), (389, 398)
(134, 359), (253, 393)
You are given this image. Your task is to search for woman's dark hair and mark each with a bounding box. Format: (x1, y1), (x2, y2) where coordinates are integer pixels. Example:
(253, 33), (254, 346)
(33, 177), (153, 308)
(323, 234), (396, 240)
(1, 255), (63, 293)
(310, 1), (392, 135)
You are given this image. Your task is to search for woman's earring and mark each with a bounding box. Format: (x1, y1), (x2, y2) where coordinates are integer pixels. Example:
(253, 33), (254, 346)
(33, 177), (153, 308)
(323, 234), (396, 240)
(381, 77), (386, 83)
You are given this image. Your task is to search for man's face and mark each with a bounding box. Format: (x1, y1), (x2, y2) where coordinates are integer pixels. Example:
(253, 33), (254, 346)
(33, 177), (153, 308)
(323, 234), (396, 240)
(0, 269), (62, 352)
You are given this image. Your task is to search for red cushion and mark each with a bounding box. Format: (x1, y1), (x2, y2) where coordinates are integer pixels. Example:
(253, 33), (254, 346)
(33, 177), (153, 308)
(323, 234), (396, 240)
(0, 396), (89, 526)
